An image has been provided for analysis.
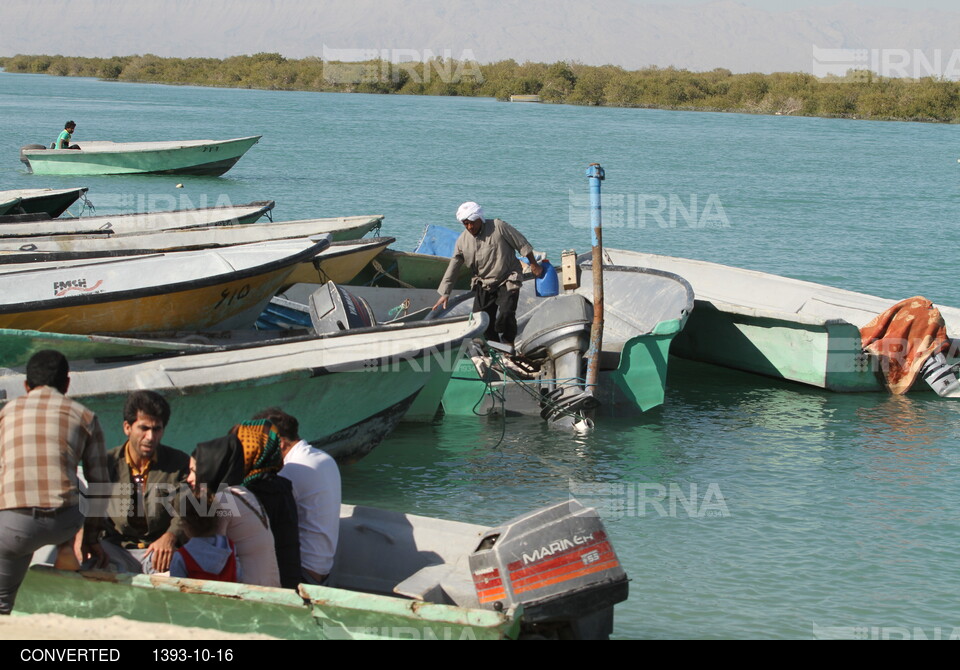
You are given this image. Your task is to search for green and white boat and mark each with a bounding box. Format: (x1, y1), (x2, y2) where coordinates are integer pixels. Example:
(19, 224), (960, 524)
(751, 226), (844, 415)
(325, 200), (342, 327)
(19, 136), (261, 176)
(440, 263), (694, 427)
(0, 314), (487, 464)
(594, 248), (960, 393)
(18, 499), (628, 640)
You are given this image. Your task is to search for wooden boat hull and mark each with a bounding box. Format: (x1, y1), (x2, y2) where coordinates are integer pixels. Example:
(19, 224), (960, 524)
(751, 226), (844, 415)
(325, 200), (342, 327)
(262, 283), (475, 423)
(596, 248), (960, 392)
(0, 187), (88, 217)
(21, 136), (261, 176)
(442, 265), (693, 419)
(0, 216), (383, 262)
(286, 237), (396, 286)
(16, 567), (518, 640)
(0, 197), (21, 216)
(0, 328), (219, 368)
(0, 239), (327, 336)
(348, 248), (472, 290)
(0, 316), (488, 463)
(0, 201), (275, 239)
(17, 498), (624, 640)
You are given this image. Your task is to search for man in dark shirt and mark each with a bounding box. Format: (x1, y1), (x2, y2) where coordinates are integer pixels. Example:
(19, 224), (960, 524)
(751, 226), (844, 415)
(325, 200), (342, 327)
(101, 391), (189, 574)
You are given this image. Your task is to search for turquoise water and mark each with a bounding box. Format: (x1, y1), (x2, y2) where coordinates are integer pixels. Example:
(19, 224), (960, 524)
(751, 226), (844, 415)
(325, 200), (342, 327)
(3, 72), (960, 639)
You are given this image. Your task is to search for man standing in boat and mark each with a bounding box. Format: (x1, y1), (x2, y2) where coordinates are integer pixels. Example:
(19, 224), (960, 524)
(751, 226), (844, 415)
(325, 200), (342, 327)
(55, 121), (81, 150)
(100, 391), (190, 574)
(433, 201), (543, 347)
(0, 350), (108, 615)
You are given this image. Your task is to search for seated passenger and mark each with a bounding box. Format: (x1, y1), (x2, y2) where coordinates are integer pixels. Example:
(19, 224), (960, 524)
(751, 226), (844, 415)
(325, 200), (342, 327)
(169, 492), (242, 583)
(101, 391), (189, 574)
(187, 451), (280, 588)
(253, 408), (341, 585)
(193, 420), (300, 588)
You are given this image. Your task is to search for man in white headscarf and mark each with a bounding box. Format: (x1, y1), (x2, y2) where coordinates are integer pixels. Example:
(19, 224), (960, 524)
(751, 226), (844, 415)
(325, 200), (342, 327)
(433, 202), (543, 346)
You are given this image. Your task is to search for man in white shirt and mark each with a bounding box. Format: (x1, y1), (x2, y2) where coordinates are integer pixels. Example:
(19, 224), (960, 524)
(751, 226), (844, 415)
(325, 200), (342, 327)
(253, 408), (340, 584)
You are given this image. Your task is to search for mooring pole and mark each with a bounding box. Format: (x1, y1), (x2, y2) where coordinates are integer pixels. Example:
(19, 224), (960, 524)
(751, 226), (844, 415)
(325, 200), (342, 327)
(585, 163), (605, 395)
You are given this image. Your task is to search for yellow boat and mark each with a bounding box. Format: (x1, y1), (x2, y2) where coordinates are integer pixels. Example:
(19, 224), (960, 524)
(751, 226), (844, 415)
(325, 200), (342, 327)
(0, 238), (328, 334)
(285, 237), (395, 286)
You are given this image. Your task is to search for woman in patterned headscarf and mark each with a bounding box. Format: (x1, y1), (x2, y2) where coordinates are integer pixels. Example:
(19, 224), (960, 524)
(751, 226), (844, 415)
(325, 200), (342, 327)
(193, 420), (301, 589)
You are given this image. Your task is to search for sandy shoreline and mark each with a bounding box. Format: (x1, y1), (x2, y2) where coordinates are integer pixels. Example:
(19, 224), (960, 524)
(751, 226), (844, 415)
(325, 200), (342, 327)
(0, 613), (276, 640)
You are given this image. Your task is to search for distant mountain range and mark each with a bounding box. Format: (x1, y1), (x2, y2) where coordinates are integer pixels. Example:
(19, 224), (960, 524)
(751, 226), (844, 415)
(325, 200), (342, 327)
(5, 0), (960, 75)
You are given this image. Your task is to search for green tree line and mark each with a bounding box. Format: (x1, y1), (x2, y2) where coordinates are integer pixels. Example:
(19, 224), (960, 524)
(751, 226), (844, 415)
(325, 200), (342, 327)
(3, 53), (960, 123)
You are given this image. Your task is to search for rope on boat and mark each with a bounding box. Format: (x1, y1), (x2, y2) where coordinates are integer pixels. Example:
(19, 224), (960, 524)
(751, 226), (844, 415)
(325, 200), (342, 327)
(472, 371), (507, 451)
(311, 262), (331, 284)
(69, 193), (96, 218)
(370, 259), (416, 289)
(486, 349), (594, 425)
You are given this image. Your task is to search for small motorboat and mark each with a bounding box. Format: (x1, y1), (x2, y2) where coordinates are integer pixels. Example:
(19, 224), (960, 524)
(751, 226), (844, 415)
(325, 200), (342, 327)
(19, 136), (262, 176)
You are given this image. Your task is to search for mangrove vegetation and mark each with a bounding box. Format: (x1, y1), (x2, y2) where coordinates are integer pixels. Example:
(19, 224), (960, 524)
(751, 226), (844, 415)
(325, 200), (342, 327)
(3, 53), (960, 123)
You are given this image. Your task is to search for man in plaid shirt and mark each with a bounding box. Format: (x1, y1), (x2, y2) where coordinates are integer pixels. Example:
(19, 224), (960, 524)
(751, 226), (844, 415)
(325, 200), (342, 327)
(0, 350), (108, 614)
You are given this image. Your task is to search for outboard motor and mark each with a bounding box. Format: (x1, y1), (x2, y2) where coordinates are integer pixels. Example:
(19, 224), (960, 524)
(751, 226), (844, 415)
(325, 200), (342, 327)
(469, 499), (628, 639)
(308, 281), (377, 334)
(515, 294), (597, 428)
(920, 350), (960, 397)
(19, 144), (46, 172)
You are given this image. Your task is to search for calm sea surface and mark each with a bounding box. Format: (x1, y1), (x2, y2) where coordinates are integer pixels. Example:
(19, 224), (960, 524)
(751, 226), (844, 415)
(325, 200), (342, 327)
(2, 71), (959, 639)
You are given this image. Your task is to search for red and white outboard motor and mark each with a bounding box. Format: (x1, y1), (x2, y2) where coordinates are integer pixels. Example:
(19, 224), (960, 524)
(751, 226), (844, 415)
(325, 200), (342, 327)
(308, 281), (377, 334)
(469, 499), (628, 639)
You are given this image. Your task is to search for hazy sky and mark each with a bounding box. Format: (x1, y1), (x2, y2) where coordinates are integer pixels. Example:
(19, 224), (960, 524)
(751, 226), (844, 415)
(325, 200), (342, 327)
(637, 0), (957, 8)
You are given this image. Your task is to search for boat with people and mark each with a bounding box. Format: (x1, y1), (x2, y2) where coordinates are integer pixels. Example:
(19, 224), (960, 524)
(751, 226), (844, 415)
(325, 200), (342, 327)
(17, 499), (628, 640)
(0, 187), (88, 217)
(345, 226), (694, 427)
(0, 200), (275, 238)
(19, 136), (262, 176)
(0, 312), (486, 463)
(275, 254), (693, 428)
(592, 248), (960, 394)
(438, 260), (694, 428)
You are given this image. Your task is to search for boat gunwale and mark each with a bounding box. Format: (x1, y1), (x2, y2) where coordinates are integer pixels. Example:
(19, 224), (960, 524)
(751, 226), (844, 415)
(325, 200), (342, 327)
(0, 200), (276, 237)
(0, 314), (485, 371)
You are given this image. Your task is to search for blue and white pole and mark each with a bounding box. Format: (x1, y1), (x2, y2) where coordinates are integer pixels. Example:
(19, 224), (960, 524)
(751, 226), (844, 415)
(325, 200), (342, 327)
(585, 163), (605, 394)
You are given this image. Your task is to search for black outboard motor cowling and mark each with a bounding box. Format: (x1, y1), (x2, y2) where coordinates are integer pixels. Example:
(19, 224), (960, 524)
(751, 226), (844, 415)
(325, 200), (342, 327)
(468, 499), (628, 639)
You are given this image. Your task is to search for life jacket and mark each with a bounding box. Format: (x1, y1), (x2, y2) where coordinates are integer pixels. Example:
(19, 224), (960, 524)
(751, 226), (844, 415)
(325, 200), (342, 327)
(175, 539), (239, 582)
